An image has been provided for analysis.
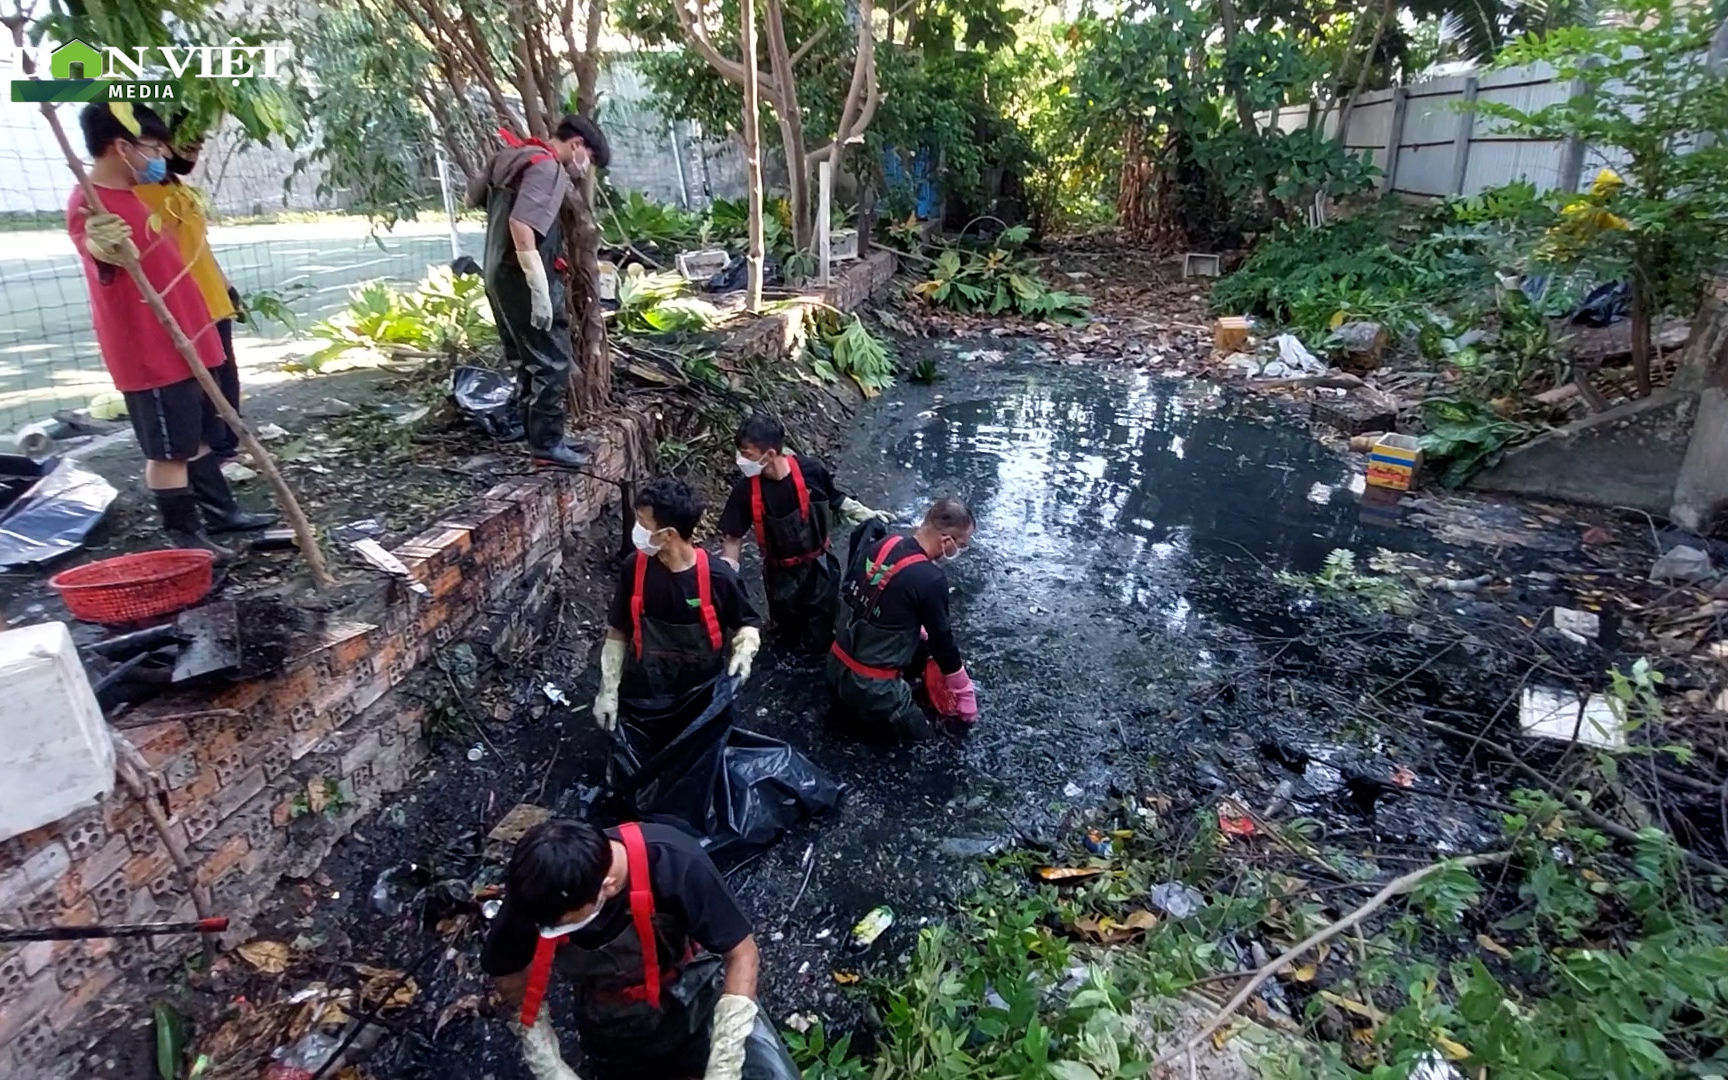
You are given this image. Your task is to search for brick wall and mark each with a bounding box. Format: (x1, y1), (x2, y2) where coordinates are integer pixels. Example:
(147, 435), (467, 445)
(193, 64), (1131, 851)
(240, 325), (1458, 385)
(0, 253), (894, 1078)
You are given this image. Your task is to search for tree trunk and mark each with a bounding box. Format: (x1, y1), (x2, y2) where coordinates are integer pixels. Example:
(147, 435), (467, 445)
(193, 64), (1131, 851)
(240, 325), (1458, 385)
(1216, 0), (1257, 135)
(1630, 273), (1653, 397)
(742, 0), (766, 310)
(1339, 0), (1393, 146)
(566, 172), (610, 416)
(764, 0), (812, 252)
(577, 0), (605, 115)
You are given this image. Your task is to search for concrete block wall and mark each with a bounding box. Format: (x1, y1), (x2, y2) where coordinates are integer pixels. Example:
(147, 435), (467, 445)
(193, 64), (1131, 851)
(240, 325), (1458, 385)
(0, 252), (894, 1077)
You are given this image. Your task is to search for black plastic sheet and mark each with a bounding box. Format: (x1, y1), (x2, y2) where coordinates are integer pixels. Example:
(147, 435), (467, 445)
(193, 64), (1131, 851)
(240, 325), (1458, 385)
(610, 676), (841, 858)
(0, 455), (117, 570)
(450, 366), (524, 442)
(1572, 281), (1630, 327)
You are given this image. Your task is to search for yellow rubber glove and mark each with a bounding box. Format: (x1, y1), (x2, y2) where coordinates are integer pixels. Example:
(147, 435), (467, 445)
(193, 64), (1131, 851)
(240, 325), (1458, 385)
(703, 994), (758, 1080)
(593, 636), (625, 732)
(83, 211), (138, 265)
(727, 626), (761, 684)
(513, 1014), (582, 1080)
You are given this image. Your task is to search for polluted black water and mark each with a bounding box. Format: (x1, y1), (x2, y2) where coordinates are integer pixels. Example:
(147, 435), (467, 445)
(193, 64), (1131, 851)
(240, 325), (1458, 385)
(188, 346), (1593, 1079)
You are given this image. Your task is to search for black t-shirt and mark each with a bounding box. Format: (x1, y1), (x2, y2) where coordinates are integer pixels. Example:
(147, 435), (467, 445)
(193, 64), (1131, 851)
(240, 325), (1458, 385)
(607, 552), (760, 637)
(847, 524), (963, 674)
(481, 823), (753, 977)
(718, 455), (846, 541)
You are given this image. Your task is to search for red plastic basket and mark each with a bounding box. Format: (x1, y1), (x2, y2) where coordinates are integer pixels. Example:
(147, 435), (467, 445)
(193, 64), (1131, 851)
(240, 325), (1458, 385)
(50, 549), (216, 625)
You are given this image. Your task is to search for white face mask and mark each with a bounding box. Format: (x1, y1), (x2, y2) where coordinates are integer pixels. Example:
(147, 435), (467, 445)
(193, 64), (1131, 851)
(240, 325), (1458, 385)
(632, 522), (663, 555)
(736, 453), (766, 478)
(539, 906), (601, 938)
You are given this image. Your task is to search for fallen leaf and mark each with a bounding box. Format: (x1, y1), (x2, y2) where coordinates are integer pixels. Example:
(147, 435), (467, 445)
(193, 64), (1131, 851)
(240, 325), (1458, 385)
(1582, 526), (1613, 545)
(1434, 1032), (1472, 1061)
(434, 994), (483, 1036)
(307, 777), (331, 814)
(1211, 1019), (1248, 1050)
(1038, 867), (1106, 882)
(1320, 990), (1388, 1025)
(1120, 910), (1159, 931)
(357, 967), (418, 1011)
(1475, 934), (1514, 960)
(831, 971), (860, 985)
(237, 941), (290, 974)
(1390, 765), (1416, 787)
(1286, 963), (1318, 982)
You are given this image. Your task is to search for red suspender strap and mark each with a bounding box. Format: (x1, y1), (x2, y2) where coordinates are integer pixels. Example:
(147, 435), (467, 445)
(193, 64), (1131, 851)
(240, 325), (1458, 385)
(828, 640), (903, 681)
(498, 125), (556, 165)
(694, 549), (723, 651)
(630, 551), (649, 659)
(830, 536), (930, 679)
(787, 455), (812, 523)
(519, 932), (563, 1026)
(619, 823), (661, 1009)
(750, 474), (767, 555)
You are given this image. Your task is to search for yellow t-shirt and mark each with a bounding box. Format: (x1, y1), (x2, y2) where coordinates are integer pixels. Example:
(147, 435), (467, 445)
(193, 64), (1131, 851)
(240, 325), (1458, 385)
(134, 181), (235, 322)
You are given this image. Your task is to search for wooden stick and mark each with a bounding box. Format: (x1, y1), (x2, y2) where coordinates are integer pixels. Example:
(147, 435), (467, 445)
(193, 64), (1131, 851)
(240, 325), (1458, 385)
(1149, 853), (1507, 1071)
(36, 105), (334, 588)
(111, 729), (219, 967)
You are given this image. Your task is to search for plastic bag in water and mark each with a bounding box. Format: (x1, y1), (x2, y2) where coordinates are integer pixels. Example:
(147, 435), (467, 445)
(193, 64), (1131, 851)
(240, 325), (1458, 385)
(609, 675), (841, 857)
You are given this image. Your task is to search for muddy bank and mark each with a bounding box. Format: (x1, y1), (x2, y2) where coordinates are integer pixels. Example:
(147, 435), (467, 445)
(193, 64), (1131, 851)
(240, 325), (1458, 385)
(85, 337), (1723, 1079)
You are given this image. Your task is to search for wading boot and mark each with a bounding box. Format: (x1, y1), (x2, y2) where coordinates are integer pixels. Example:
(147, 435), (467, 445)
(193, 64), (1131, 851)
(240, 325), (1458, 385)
(530, 438), (593, 470)
(154, 487), (235, 566)
(189, 454), (277, 533)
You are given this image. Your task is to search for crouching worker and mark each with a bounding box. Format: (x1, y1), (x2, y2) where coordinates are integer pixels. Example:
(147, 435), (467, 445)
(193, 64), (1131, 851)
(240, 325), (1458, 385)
(484, 818), (801, 1080)
(595, 477), (761, 746)
(719, 413), (890, 656)
(827, 498), (980, 739)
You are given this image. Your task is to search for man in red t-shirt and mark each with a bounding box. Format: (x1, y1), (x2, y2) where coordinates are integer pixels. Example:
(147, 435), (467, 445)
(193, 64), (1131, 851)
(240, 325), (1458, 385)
(67, 103), (262, 563)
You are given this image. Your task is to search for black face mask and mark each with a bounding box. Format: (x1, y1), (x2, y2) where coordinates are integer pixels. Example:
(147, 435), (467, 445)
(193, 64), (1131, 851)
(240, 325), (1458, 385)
(167, 156), (196, 176)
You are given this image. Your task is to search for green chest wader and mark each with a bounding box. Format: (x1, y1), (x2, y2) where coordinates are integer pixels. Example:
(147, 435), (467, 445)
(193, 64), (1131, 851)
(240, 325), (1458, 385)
(480, 151), (572, 450)
(825, 535), (933, 740)
(621, 549), (728, 746)
(751, 455), (838, 654)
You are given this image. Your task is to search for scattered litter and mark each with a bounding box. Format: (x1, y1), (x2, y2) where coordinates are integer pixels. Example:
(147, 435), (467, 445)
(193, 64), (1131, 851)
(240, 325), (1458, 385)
(480, 899), (502, 920)
(1552, 607), (1601, 641)
(1082, 829), (1113, 857)
(0, 457), (117, 569)
(451, 366), (524, 441)
(1148, 882), (1206, 919)
(237, 940), (291, 974)
(1037, 866), (1106, 883)
(1519, 687), (1625, 749)
(847, 906), (894, 954)
(1427, 573), (1492, 594)
(221, 461), (257, 483)
(1270, 334), (1325, 377)
(370, 863), (431, 917)
(395, 405), (430, 427)
(466, 745), (485, 762)
(1217, 797), (1258, 837)
(1213, 315), (1250, 351)
(1365, 433), (1422, 492)
(542, 682), (571, 708)
(1062, 781), (1083, 799)
(307, 398), (358, 419)
(254, 422), (290, 442)
(328, 517), (384, 545)
(1184, 253), (1222, 279)
(937, 836), (1009, 858)
(1390, 765), (1417, 788)
(350, 538), (430, 596)
(1650, 545), (1713, 583)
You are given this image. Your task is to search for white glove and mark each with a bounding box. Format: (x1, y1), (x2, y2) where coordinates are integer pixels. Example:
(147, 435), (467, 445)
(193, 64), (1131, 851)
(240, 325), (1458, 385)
(727, 626), (761, 684)
(517, 249), (555, 330)
(515, 1014), (582, 1080)
(839, 496), (891, 527)
(593, 636), (625, 732)
(703, 994), (758, 1080)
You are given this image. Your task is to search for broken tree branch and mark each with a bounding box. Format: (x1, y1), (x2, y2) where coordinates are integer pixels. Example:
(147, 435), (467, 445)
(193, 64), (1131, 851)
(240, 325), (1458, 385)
(35, 105), (333, 588)
(1149, 853), (1509, 1070)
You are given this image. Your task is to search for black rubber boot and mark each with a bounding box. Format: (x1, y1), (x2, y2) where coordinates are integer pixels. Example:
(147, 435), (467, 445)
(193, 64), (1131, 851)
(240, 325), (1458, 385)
(154, 487), (235, 565)
(189, 454), (276, 533)
(530, 438), (593, 470)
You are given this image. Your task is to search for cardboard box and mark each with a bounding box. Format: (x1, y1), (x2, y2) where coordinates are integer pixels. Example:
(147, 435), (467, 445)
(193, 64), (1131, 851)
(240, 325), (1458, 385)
(1365, 433), (1421, 491)
(1213, 316), (1251, 353)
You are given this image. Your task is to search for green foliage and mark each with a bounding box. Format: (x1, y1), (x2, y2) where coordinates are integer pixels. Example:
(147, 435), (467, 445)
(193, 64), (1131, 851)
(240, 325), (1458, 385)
(912, 229), (1091, 324)
(241, 283), (312, 333)
(1478, 0), (1728, 331)
(782, 1021), (870, 1080)
(153, 1002), (184, 1080)
(1418, 396), (1532, 486)
(614, 270), (722, 335)
(600, 190), (703, 253)
(296, 267), (495, 371)
(289, 1), (438, 228)
(1275, 548), (1416, 613)
(806, 313), (896, 397)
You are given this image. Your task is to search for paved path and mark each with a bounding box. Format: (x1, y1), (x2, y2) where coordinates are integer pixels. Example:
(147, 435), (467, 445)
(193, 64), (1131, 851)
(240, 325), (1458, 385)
(0, 218), (483, 429)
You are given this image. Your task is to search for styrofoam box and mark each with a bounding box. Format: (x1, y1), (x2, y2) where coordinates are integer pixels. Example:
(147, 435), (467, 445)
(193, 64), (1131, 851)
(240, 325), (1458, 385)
(830, 229), (860, 261)
(0, 621), (114, 841)
(676, 249), (732, 283)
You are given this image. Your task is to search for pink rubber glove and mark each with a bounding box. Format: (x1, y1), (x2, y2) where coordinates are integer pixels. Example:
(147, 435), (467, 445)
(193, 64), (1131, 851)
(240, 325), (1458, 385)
(943, 666), (979, 724)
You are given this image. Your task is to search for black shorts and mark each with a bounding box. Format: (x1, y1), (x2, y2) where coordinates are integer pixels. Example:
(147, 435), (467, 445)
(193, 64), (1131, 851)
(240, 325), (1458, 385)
(123, 376), (225, 462)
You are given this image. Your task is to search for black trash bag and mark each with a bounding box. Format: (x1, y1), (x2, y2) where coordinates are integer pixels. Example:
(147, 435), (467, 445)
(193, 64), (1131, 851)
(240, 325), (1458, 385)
(705, 253), (783, 294)
(741, 1014), (803, 1080)
(0, 455), (117, 570)
(1572, 281), (1630, 327)
(610, 675), (841, 858)
(451, 365), (524, 442)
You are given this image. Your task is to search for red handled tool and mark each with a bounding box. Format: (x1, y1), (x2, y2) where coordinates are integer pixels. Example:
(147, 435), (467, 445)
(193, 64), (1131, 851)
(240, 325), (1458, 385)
(0, 917), (229, 944)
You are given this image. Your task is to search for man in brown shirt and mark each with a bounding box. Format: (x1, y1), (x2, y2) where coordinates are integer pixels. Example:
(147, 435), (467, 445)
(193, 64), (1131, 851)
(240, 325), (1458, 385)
(467, 115), (609, 469)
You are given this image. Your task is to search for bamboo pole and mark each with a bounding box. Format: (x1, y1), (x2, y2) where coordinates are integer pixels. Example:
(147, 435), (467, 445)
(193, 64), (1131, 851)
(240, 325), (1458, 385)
(37, 105), (334, 588)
